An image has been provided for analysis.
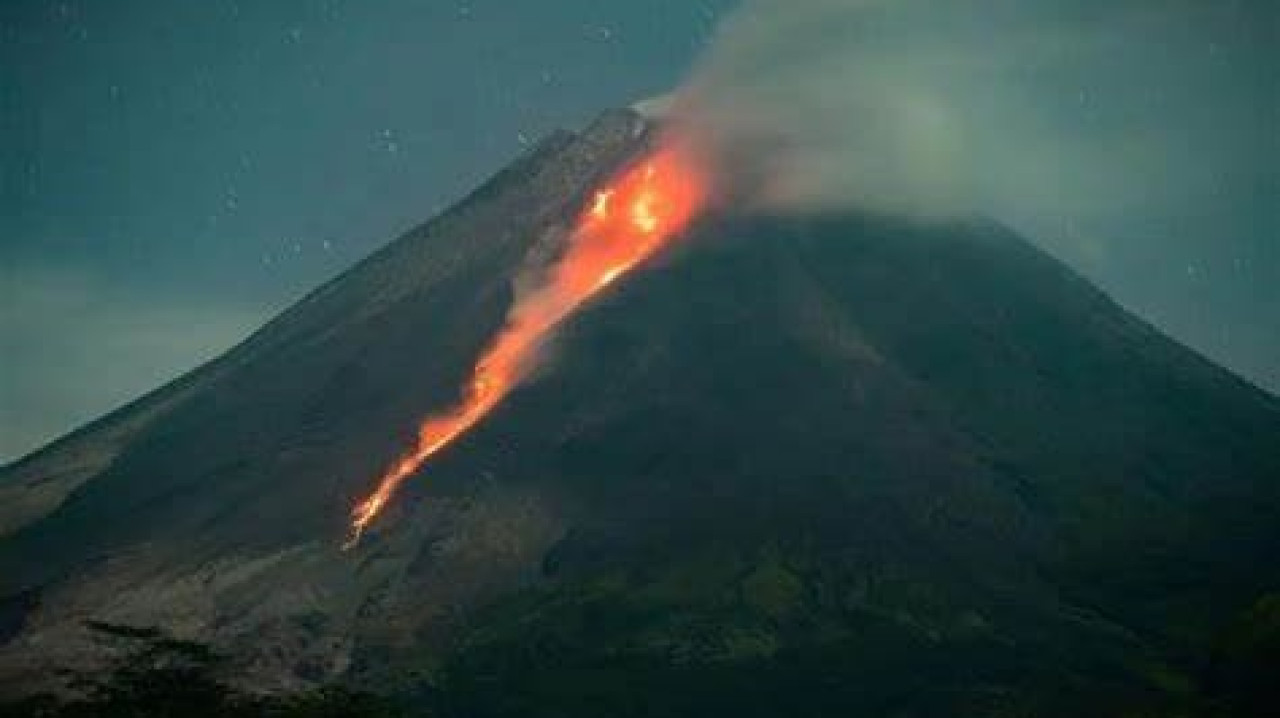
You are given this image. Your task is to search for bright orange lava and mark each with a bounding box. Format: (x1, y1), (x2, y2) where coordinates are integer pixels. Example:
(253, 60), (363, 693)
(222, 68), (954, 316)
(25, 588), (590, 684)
(345, 145), (706, 548)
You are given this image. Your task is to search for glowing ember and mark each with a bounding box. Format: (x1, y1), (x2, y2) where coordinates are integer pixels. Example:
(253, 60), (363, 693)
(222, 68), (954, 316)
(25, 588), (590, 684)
(345, 145), (706, 548)
(590, 189), (614, 220)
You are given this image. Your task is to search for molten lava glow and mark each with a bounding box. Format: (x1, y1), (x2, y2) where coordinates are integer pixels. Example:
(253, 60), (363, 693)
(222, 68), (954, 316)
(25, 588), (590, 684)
(346, 146), (706, 548)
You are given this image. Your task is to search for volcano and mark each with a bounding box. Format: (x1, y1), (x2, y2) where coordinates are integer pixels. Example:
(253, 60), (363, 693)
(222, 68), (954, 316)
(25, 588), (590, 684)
(2, 109), (1277, 717)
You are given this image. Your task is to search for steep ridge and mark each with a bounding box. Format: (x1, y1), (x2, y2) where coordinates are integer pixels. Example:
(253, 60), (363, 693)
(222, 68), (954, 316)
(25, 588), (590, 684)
(1, 110), (1276, 715)
(0, 108), (654, 692)
(420, 211), (1277, 715)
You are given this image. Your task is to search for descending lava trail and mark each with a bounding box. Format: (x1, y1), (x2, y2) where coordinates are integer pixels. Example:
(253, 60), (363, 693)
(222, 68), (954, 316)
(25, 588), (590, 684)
(346, 145), (707, 548)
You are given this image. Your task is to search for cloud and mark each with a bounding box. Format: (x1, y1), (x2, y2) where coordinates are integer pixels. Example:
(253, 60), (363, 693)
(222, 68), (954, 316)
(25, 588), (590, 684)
(0, 263), (263, 461)
(669, 0), (1274, 232)
(657, 0), (1278, 393)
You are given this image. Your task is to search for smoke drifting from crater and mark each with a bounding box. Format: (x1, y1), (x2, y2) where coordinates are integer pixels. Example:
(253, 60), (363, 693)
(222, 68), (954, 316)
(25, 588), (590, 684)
(657, 0), (1278, 392)
(669, 0), (971, 215)
(668, 0), (1274, 228)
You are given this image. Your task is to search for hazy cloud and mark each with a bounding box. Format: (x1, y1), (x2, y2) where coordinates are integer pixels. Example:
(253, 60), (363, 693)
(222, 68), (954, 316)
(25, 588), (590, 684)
(667, 0), (1277, 391)
(0, 264), (263, 461)
(672, 0), (1274, 228)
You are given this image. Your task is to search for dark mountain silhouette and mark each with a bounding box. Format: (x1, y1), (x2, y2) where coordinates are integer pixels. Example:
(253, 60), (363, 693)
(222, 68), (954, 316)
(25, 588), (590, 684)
(2, 109), (1277, 717)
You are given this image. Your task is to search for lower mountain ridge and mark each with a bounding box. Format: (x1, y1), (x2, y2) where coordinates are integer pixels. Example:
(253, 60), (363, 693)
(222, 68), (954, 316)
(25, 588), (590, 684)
(2, 109), (1277, 717)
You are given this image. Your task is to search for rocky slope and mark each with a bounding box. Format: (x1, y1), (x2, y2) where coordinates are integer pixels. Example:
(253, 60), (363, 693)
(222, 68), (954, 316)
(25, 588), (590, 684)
(2, 108), (1277, 716)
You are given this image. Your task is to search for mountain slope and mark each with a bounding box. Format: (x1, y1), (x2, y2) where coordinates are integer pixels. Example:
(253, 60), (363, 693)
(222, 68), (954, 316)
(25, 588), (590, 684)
(2, 109), (1277, 716)
(0, 107), (653, 689)
(422, 211), (1278, 715)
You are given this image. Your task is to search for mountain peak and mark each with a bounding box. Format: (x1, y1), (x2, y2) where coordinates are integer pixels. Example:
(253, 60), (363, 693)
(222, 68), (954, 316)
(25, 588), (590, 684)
(1, 109), (1276, 714)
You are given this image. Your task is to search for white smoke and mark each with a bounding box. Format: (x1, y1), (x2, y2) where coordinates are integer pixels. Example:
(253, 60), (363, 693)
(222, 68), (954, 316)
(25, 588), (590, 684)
(667, 0), (1270, 228)
(669, 0), (970, 215)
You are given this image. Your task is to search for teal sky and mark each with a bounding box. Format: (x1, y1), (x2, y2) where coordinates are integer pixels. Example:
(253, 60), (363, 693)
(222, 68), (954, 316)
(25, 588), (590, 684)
(1, 0), (1276, 460)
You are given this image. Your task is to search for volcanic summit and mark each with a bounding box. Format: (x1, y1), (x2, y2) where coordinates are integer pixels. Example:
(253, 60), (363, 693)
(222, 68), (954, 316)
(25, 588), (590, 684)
(1, 109), (1277, 716)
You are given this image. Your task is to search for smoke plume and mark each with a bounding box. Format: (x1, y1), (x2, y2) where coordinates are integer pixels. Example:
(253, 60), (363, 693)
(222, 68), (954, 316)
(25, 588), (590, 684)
(666, 0), (1273, 230)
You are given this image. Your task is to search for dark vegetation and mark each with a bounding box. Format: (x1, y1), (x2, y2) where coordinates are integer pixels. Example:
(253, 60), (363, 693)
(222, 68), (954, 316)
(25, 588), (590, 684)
(0, 623), (403, 718)
(2, 598), (1274, 718)
(419, 547), (1277, 718)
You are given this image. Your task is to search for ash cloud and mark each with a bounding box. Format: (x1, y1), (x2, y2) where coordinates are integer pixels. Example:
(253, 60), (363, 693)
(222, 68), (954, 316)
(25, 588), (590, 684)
(668, 0), (1274, 229)
(658, 0), (1278, 393)
(669, 0), (972, 215)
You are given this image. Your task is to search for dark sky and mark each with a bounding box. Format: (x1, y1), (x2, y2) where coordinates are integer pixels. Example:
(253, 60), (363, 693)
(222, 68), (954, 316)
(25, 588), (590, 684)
(1, 0), (1276, 461)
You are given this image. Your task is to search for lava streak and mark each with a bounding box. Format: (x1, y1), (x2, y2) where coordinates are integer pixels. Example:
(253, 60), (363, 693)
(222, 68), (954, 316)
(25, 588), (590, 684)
(346, 145), (706, 548)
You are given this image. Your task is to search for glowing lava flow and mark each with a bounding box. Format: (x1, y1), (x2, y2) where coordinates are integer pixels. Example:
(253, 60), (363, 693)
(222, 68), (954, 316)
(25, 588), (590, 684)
(345, 145), (706, 548)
